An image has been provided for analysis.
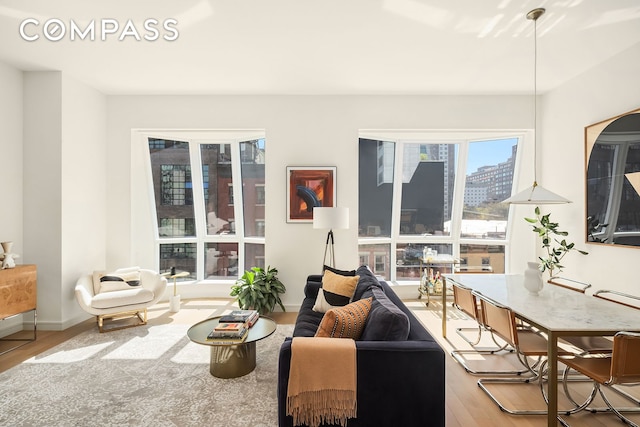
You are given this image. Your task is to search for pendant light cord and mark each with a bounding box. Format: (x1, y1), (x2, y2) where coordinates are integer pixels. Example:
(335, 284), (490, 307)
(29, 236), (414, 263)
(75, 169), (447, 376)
(525, 7), (546, 189)
(533, 12), (538, 187)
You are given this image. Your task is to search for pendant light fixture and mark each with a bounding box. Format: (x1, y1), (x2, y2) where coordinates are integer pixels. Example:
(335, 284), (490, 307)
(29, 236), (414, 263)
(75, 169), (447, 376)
(503, 8), (571, 205)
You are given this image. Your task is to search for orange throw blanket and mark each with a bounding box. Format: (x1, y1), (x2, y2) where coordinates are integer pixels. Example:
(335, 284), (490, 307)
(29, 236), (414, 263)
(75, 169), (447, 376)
(286, 337), (357, 427)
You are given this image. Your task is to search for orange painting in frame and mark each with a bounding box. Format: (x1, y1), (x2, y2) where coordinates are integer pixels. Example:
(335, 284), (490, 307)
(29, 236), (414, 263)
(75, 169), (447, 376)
(286, 166), (336, 223)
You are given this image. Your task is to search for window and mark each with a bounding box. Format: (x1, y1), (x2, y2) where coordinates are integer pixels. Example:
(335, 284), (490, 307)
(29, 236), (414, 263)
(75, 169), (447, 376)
(228, 184), (234, 206)
(146, 135), (265, 280)
(358, 133), (521, 281)
(256, 184), (266, 205)
(358, 244), (391, 277)
(462, 139), (516, 239)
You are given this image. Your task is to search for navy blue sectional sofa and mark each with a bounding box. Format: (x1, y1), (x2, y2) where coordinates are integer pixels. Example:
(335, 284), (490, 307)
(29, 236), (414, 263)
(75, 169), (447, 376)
(277, 266), (445, 427)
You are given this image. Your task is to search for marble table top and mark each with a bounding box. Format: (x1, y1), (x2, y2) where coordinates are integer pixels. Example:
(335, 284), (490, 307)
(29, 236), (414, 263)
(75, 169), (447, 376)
(445, 274), (640, 334)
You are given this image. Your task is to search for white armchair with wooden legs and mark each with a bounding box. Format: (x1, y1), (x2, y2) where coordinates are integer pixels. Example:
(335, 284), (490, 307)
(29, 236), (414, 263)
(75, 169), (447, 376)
(75, 267), (167, 332)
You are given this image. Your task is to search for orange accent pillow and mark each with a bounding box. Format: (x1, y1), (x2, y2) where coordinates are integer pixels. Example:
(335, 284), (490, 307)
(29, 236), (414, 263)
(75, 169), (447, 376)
(315, 297), (373, 339)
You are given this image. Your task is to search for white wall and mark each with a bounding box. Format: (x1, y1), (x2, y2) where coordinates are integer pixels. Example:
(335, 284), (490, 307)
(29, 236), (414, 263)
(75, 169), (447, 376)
(60, 74), (107, 327)
(0, 63), (23, 251)
(108, 95), (535, 308)
(23, 71), (63, 328)
(540, 42), (640, 292)
(0, 62), (24, 334)
(22, 71), (107, 330)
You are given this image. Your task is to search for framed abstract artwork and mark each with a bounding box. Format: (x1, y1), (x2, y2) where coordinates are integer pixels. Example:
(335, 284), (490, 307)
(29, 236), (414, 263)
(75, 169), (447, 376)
(286, 166), (336, 223)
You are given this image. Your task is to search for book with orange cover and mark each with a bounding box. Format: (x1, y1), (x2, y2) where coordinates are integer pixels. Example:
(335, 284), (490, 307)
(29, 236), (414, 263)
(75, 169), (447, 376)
(214, 322), (245, 332)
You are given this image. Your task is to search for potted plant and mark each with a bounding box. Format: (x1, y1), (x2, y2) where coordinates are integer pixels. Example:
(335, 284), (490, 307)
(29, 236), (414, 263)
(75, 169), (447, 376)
(525, 207), (588, 278)
(230, 266), (286, 314)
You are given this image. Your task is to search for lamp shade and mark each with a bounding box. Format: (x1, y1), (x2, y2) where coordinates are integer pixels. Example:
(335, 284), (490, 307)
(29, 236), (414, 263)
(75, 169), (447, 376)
(502, 181), (571, 205)
(313, 207), (349, 230)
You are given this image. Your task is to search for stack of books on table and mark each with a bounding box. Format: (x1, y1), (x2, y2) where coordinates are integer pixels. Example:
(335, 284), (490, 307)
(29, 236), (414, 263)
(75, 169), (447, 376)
(207, 322), (249, 343)
(206, 310), (259, 343)
(219, 309), (259, 327)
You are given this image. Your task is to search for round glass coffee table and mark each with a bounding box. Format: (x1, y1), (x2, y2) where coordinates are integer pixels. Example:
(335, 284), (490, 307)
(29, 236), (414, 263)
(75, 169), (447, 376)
(187, 316), (277, 378)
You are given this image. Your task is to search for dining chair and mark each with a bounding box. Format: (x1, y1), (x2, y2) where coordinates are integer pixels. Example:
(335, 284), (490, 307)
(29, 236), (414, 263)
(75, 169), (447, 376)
(450, 267), (495, 345)
(594, 289), (640, 309)
(450, 283), (524, 376)
(557, 331), (640, 427)
(451, 281), (487, 346)
(475, 294), (573, 415)
(546, 278), (614, 355)
(547, 276), (591, 293)
(562, 289), (640, 408)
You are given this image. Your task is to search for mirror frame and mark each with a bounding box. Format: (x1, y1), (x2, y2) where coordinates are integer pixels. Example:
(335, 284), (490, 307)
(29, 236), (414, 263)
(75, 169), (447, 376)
(585, 107), (640, 248)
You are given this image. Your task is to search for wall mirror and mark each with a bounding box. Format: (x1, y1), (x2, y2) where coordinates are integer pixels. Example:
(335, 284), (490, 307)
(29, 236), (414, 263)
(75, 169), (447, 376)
(585, 107), (640, 247)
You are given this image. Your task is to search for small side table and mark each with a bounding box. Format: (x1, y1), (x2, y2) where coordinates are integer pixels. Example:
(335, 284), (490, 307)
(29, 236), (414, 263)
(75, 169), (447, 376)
(417, 256), (459, 306)
(187, 316), (277, 378)
(161, 270), (190, 312)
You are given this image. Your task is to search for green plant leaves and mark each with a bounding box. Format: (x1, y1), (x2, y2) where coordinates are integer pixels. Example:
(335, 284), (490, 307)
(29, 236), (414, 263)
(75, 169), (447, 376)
(229, 265), (286, 314)
(527, 206), (588, 277)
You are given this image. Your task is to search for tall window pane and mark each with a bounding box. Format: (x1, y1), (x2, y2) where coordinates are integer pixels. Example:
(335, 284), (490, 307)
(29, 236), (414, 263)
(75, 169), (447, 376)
(245, 243), (265, 269)
(462, 138), (517, 239)
(205, 243), (238, 279)
(241, 139), (266, 237)
(396, 243), (454, 279)
(148, 139), (195, 237)
(201, 144), (234, 235)
(459, 244), (504, 273)
(358, 244), (390, 279)
(160, 243), (197, 280)
(400, 143), (457, 236)
(359, 139), (394, 237)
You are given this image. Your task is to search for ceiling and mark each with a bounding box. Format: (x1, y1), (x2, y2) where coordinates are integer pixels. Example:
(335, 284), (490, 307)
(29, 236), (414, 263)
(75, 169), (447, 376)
(1, 0), (639, 95)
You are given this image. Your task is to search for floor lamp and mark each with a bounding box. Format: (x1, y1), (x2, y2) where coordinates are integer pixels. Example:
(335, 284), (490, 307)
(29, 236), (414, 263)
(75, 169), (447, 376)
(313, 207), (349, 269)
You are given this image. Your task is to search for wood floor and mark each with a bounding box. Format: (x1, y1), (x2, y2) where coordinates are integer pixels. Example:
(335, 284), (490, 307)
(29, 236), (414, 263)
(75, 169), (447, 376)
(1, 298), (638, 427)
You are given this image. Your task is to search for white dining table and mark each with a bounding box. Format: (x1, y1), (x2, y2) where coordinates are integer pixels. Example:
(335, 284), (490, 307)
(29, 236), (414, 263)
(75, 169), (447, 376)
(443, 273), (640, 427)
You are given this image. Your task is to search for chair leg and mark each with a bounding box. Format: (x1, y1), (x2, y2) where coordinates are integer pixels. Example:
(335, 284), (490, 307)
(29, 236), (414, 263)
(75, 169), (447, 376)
(97, 309), (148, 333)
(452, 342), (527, 376)
(598, 386), (640, 427)
(477, 377), (548, 415)
(477, 355), (570, 416)
(560, 365), (640, 416)
(455, 323), (483, 346)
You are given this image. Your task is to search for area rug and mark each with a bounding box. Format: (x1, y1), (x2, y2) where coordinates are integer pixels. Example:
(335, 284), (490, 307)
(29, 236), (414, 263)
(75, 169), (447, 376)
(0, 322), (293, 427)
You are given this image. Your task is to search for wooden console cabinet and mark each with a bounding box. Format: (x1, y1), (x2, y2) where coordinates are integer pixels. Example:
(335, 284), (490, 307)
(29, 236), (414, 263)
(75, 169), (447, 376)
(0, 264), (37, 355)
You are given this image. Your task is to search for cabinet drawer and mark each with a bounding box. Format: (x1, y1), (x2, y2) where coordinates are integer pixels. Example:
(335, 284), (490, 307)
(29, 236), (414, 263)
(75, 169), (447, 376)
(0, 265), (37, 319)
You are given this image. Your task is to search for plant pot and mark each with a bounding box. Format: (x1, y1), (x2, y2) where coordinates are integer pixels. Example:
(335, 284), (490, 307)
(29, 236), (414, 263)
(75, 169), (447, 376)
(523, 262), (543, 296)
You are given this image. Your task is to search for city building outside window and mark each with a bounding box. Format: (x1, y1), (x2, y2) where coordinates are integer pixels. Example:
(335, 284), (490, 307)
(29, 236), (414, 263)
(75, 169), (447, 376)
(358, 133), (520, 281)
(147, 136), (265, 281)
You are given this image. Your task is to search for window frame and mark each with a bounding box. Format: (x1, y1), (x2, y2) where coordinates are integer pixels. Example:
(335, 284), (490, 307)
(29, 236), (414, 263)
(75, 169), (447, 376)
(137, 130), (265, 283)
(358, 130), (527, 282)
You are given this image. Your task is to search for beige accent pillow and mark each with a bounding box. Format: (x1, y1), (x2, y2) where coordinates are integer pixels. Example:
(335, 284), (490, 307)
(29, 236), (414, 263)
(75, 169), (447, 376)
(312, 270), (360, 313)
